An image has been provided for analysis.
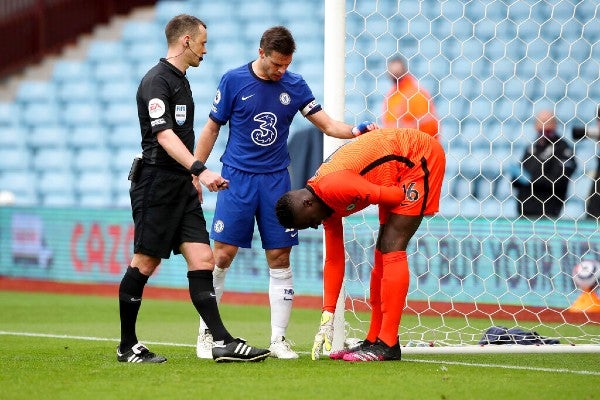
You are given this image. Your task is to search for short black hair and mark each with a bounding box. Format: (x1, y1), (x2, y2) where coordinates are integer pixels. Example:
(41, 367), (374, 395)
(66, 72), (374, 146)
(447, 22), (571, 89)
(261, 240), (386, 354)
(275, 193), (295, 228)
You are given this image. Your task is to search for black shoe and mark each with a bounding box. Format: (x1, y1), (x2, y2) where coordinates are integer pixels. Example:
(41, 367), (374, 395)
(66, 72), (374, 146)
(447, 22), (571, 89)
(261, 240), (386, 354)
(117, 342), (167, 363)
(212, 338), (271, 363)
(343, 338), (401, 362)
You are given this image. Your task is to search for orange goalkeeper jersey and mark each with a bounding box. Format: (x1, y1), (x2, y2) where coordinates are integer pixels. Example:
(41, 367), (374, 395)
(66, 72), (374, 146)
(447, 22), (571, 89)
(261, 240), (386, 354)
(307, 128), (445, 313)
(307, 127), (443, 219)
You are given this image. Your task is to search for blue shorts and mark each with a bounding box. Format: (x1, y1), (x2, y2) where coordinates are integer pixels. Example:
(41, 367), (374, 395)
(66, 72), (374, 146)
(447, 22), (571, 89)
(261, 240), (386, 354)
(210, 165), (299, 249)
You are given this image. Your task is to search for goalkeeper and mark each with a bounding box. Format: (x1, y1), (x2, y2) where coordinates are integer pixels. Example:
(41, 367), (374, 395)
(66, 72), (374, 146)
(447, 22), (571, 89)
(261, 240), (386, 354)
(275, 128), (446, 362)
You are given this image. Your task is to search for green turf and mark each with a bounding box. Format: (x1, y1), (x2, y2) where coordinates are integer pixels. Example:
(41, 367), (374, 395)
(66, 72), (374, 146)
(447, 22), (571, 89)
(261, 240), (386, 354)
(1, 291), (599, 400)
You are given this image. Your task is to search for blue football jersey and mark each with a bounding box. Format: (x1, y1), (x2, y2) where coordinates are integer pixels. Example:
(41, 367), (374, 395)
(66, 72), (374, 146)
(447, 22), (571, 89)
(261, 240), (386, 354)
(209, 63), (321, 173)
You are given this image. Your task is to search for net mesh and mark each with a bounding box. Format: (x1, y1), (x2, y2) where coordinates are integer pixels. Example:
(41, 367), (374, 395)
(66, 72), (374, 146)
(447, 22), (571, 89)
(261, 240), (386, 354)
(337, 0), (600, 347)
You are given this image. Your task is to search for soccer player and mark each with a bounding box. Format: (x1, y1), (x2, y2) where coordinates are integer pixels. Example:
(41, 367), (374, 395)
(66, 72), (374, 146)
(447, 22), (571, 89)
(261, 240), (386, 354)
(275, 128), (446, 362)
(117, 14), (270, 363)
(194, 25), (376, 359)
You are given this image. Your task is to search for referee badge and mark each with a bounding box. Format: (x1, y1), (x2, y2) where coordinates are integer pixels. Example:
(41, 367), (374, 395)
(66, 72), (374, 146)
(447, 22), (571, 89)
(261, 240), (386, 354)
(175, 105), (186, 125)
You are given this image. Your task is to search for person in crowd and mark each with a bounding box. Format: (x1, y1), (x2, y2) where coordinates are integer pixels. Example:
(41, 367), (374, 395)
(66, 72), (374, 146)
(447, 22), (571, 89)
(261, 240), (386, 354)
(584, 106), (600, 220)
(381, 55), (439, 138)
(511, 109), (577, 218)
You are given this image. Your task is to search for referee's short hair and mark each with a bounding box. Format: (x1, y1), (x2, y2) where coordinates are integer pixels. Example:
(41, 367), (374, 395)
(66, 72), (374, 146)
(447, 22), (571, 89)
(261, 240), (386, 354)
(165, 14), (206, 45)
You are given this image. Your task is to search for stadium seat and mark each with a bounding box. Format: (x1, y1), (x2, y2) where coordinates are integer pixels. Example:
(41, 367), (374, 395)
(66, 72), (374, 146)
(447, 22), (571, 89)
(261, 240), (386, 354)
(52, 60), (91, 84)
(87, 41), (127, 65)
(286, 19), (324, 41)
(98, 81), (137, 105)
(20, 102), (61, 128)
(107, 125), (140, 150)
(278, 2), (321, 21)
(516, 19), (540, 41)
(461, 37), (484, 62)
(483, 39), (506, 64)
(473, 18), (496, 41)
(92, 61), (134, 85)
(76, 170), (113, 208)
(0, 147), (31, 171)
(0, 171), (38, 205)
(101, 102), (138, 130)
(56, 80), (98, 105)
(0, 127), (26, 149)
(33, 148), (73, 173)
(449, 58), (471, 80)
(471, 97), (494, 123)
(236, 0), (276, 21)
(68, 124), (107, 150)
(73, 148), (112, 173)
(38, 170), (77, 207)
(440, 0), (464, 21)
(112, 170), (132, 208)
(153, 0), (194, 26)
(61, 102), (102, 128)
(15, 80), (57, 104)
(111, 146), (140, 175)
(125, 42), (165, 66)
(0, 102), (18, 127)
(120, 20), (162, 45)
(439, 76), (461, 100)
(562, 199), (585, 220)
(407, 15), (431, 41)
(28, 126), (68, 150)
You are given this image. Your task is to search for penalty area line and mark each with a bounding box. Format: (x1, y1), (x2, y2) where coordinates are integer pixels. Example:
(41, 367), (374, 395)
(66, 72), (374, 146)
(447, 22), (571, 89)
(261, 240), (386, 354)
(407, 358), (600, 376)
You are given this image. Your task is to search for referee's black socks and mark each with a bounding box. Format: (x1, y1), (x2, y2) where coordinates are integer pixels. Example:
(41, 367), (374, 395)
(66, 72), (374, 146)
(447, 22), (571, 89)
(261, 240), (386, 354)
(187, 269), (234, 343)
(118, 266), (149, 351)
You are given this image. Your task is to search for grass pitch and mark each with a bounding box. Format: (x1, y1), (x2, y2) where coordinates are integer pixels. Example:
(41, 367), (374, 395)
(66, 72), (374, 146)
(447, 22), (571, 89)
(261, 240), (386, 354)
(1, 290), (599, 400)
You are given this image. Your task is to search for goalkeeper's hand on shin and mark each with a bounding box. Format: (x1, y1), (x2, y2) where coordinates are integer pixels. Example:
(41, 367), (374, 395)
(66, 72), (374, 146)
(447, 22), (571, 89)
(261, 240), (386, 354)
(311, 310), (334, 360)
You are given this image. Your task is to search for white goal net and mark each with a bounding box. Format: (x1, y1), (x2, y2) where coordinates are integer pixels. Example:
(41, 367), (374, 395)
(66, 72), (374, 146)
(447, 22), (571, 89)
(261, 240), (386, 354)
(324, 0), (600, 352)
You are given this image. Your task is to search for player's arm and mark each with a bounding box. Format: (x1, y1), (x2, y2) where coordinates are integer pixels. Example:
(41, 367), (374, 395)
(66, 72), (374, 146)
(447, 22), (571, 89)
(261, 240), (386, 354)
(319, 170), (406, 209)
(306, 109), (378, 139)
(156, 129), (227, 192)
(194, 118), (221, 163)
(312, 217), (344, 360)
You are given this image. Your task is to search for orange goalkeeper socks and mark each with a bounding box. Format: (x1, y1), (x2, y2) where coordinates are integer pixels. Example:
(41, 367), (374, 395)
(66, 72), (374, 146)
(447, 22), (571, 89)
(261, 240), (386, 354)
(366, 249), (383, 343)
(378, 250), (410, 347)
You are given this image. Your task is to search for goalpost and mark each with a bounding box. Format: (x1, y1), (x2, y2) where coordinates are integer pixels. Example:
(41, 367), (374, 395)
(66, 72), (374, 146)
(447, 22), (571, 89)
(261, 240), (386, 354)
(322, 0), (600, 354)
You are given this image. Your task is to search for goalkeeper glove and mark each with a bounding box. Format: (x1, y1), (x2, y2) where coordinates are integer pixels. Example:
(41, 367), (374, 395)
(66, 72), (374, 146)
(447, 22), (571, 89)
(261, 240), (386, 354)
(311, 310), (334, 360)
(352, 120), (377, 136)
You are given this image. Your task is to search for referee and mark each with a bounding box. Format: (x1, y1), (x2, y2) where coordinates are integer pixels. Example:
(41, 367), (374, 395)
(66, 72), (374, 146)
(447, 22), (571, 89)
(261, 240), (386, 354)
(116, 14), (269, 363)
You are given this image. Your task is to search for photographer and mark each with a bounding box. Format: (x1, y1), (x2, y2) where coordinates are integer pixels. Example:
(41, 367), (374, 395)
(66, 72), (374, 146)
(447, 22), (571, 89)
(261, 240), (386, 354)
(572, 105), (600, 220)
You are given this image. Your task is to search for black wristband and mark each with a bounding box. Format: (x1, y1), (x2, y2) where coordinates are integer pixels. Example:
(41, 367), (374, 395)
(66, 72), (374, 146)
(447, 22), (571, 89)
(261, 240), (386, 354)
(190, 160), (207, 176)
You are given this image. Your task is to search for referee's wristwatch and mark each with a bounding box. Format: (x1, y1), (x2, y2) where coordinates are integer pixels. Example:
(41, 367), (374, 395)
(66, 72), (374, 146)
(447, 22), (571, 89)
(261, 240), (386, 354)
(190, 160), (207, 176)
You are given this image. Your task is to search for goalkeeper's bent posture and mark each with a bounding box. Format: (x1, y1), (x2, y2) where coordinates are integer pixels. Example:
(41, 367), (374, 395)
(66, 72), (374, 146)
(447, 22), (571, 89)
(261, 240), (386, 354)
(275, 128), (446, 362)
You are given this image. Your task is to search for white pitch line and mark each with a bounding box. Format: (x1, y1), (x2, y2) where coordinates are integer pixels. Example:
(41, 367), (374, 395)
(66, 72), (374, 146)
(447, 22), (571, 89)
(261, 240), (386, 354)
(406, 358), (600, 376)
(1, 330), (599, 376)
(0, 330), (194, 348)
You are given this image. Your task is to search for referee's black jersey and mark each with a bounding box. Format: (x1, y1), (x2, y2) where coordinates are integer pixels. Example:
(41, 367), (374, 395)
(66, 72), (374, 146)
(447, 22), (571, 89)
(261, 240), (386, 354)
(137, 58), (195, 173)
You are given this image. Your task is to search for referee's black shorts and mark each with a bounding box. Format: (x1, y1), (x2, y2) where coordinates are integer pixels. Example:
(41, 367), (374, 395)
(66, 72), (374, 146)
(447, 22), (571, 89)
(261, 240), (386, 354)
(130, 166), (209, 259)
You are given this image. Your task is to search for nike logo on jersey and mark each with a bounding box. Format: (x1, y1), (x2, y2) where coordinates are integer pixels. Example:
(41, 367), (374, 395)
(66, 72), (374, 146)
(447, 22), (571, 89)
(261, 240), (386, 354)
(290, 232), (298, 237)
(241, 94), (255, 100)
